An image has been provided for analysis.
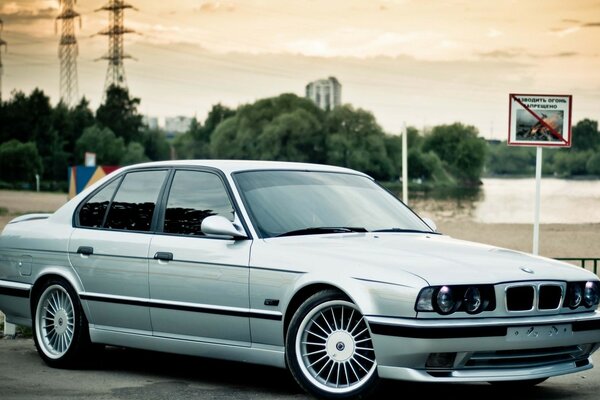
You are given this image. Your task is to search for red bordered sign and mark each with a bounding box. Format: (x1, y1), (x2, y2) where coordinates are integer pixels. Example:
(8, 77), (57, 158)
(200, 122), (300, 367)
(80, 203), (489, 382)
(508, 94), (572, 147)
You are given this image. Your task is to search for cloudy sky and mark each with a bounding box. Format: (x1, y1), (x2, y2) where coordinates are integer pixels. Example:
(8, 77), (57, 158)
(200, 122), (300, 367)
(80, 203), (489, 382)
(1, 0), (599, 138)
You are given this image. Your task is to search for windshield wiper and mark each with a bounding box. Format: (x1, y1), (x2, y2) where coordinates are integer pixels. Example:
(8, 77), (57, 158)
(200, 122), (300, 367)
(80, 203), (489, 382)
(371, 228), (439, 234)
(276, 227), (368, 237)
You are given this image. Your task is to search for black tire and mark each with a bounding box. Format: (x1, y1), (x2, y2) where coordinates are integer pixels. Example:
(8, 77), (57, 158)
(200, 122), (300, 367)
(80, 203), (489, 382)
(285, 290), (379, 399)
(32, 278), (91, 368)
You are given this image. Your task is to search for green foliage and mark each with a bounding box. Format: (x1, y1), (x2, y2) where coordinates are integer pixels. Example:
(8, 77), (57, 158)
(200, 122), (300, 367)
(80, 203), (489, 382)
(96, 85), (144, 144)
(75, 125), (125, 165)
(211, 94), (323, 161)
(572, 119), (600, 151)
(587, 153), (600, 175)
(0, 140), (43, 183)
(121, 142), (150, 166)
(487, 143), (536, 175)
(256, 109), (324, 162)
(553, 150), (594, 176)
(175, 104), (236, 159)
(323, 105), (392, 180)
(140, 129), (170, 161)
(423, 123), (486, 184)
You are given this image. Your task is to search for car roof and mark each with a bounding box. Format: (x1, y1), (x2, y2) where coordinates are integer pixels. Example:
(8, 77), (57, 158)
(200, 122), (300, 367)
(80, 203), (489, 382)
(118, 160), (370, 177)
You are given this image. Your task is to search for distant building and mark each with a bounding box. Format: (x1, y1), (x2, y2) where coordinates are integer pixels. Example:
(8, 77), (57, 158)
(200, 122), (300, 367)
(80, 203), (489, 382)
(143, 116), (159, 130)
(165, 116), (193, 138)
(305, 76), (341, 110)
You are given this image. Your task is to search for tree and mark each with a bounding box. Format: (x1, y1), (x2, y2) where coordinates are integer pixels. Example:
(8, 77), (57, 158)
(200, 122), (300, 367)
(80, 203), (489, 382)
(0, 140), (43, 183)
(324, 105), (393, 180)
(96, 85), (144, 144)
(211, 94), (323, 160)
(423, 123), (486, 184)
(571, 119), (600, 151)
(75, 125), (125, 165)
(120, 142), (150, 165)
(140, 128), (170, 161)
(256, 109), (324, 162)
(587, 152), (600, 175)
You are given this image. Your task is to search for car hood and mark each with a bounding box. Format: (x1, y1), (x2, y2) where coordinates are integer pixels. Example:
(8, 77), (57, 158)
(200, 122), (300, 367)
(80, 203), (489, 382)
(256, 233), (593, 286)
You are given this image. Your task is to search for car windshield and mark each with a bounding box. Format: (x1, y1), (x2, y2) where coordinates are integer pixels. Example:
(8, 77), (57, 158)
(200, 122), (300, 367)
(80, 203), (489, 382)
(233, 170), (432, 238)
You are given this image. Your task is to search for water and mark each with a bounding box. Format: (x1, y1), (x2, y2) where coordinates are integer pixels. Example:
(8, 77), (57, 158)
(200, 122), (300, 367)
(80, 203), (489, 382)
(475, 178), (600, 224)
(404, 178), (600, 224)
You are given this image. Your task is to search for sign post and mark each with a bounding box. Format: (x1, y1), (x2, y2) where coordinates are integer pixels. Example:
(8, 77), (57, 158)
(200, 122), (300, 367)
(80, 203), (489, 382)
(508, 94), (572, 255)
(402, 123), (408, 205)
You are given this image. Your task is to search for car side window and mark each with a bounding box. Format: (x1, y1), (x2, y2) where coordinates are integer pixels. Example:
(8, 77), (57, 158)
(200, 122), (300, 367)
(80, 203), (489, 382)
(104, 170), (168, 232)
(163, 170), (235, 235)
(78, 178), (121, 228)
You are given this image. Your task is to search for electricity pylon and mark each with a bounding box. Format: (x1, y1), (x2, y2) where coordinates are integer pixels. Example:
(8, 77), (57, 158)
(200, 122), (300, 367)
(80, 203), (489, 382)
(56, 0), (81, 107)
(96, 0), (137, 95)
(0, 19), (7, 102)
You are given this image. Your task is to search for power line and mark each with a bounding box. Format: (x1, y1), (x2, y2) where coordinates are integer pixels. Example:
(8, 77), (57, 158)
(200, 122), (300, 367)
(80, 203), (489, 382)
(56, 0), (81, 107)
(96, 0), (137, 96)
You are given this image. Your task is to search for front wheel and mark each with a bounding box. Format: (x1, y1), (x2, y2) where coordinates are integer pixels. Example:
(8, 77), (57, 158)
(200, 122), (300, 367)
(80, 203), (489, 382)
(32, 278), (91, 368)
(286, 290), (379, 399)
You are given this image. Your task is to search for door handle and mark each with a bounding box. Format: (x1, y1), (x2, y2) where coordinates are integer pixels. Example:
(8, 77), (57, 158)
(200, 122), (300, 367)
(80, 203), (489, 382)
(154, 252), (173, 261)
(77, 246), (94, 256)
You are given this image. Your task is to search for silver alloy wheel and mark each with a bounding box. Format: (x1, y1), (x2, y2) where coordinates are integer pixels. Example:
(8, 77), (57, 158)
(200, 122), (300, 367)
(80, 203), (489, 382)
(295, 300), (377, 394)
(35, 284), (76, 359)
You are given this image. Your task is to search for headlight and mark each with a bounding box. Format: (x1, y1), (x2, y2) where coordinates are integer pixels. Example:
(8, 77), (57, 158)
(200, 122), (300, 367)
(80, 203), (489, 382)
(463, 287), (483, 314)
(584, 281), (600, 308)
(436, 286), (457, 314)
(416, 285), (495, 314)
(567, 283), (583, 309)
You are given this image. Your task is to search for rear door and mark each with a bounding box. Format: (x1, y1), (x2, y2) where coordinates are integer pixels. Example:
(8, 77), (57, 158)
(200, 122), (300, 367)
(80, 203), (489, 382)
(148, 169), (252, 345)
(69, 169), (168, 334)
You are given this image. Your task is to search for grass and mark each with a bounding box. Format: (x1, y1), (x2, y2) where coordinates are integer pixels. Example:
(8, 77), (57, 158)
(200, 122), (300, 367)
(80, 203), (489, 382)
(0, 207), (8, 216)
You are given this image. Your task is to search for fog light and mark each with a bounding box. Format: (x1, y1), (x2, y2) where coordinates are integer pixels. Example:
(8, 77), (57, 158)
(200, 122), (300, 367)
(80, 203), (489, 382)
(426, 352), (457, 369)
(584, 282), (599, 308)
(436, 286), (456, 314)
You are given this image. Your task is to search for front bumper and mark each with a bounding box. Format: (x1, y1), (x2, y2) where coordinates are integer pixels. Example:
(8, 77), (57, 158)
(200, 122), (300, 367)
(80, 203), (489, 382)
(367, 312), (600, 382)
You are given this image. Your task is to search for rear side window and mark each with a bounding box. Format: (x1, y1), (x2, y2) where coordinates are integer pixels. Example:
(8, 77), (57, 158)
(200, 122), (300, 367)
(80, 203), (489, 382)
(103, 170), (168, 231)
(78, 178), (120, 228)
(163, 170), (234, 235)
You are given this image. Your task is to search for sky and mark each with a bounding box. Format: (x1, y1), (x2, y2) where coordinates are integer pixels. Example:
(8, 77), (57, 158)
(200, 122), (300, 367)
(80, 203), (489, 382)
(1, 0), (599, 139)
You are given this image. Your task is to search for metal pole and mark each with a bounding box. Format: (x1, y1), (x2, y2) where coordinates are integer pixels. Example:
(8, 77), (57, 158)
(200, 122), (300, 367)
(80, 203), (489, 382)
(402, 123), (408, 205)
(533, 146), (542, 255)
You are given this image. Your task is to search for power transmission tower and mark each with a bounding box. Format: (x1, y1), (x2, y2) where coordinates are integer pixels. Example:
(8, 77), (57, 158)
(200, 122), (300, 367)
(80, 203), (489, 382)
(0, 19), (7, 102)
(96, 0), (137, 95)
(56, 0), (81, 107)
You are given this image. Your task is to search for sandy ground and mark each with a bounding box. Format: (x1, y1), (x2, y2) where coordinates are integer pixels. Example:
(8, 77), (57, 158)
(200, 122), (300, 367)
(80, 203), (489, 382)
(0, 190), (598, 327)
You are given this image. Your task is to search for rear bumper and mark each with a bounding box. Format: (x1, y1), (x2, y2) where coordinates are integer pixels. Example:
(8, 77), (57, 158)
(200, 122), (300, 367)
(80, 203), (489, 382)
(0, 280), (33, 327)
(367, 312), (600, 382)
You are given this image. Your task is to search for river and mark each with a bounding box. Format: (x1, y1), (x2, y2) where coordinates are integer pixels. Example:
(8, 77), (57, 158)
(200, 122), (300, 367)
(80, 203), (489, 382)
(407, 178), (600, 224)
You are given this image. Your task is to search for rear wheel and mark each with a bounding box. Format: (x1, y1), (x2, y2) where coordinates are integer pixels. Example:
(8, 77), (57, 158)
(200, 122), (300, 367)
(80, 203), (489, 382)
(33, 278), (91, 368)
(286, 290), (379, 399)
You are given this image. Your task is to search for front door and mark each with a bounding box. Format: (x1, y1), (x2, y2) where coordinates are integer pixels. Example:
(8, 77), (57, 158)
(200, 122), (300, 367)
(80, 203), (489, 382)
(148, 169), (252, 345)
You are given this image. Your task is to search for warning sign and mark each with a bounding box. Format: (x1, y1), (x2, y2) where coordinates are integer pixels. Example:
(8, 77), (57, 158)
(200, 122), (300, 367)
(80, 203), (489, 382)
(508, 94), (572, 147)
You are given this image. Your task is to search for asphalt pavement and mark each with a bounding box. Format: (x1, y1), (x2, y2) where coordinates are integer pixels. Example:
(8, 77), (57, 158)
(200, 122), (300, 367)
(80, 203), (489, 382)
(0, 338), (599, 400)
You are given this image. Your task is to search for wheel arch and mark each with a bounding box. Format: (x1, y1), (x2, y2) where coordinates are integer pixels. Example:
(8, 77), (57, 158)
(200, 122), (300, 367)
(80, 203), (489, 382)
(283, 283), (353, 338)
(30, 269), (87, 318)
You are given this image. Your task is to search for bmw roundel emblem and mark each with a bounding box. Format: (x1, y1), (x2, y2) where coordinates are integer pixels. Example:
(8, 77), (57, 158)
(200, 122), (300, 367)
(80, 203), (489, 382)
(520, 267), (534, 274)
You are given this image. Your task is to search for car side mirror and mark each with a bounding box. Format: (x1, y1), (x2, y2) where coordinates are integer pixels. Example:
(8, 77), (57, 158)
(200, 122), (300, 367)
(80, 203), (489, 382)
(422, 217), (437, 232)
(201, 215), (247, 239)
